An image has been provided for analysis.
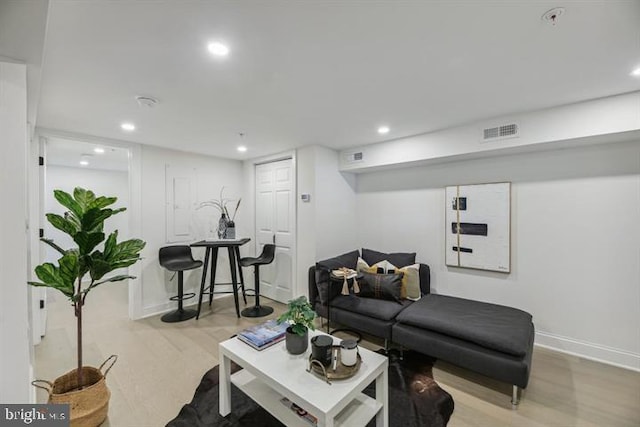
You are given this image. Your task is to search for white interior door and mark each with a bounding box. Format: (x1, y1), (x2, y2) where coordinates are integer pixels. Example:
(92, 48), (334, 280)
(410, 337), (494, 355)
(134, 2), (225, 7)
(255, 159), (295, 303)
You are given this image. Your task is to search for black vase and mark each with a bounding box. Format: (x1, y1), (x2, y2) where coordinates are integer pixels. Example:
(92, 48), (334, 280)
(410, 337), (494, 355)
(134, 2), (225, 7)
(285, 326), (308, 355)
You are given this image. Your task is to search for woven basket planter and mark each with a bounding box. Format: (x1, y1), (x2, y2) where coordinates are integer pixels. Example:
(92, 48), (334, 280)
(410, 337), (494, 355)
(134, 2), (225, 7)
(33, 355), (117, 427)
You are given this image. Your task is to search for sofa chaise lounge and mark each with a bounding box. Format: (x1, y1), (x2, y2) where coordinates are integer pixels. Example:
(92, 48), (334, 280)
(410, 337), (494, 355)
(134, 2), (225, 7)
(308, 249), (535, 405)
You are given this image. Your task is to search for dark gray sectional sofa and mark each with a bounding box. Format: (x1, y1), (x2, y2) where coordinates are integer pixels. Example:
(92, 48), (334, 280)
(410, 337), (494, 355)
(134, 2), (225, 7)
(308, 250), (535, 405)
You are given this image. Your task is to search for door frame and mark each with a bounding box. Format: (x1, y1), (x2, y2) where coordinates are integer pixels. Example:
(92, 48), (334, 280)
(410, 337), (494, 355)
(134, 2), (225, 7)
(36, 128), (144, 320)
(247, 150), (298, 297)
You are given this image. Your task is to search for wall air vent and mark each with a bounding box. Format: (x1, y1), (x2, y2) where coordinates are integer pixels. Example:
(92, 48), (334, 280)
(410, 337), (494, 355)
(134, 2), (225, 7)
(482, 123), (519, 142)
(344, 151), (364, 163)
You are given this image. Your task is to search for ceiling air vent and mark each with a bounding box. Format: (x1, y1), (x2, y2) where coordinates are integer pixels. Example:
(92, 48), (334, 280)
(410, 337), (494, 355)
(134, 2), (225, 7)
(344, 151), (364, 163)
(482, 123), (519, 142)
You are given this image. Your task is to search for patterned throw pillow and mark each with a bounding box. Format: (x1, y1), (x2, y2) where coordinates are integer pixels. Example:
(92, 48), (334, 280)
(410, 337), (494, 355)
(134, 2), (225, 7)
(358, 271), (403, 303)
(388, 263), (421, 300)
(356, 257), (390, 274)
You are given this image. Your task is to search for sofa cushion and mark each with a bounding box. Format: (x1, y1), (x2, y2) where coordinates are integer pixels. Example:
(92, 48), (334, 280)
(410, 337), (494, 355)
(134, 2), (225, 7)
(317, 250), (360, 270)
(331, 294), (413, 321)
(361, 248), (416, 268)
(314, 250), (360, 305)
(396, 294), (533, 358)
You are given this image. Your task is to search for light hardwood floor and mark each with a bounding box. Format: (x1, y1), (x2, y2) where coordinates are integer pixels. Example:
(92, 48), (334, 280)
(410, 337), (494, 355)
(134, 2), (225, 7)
(35, 286), (640, 427)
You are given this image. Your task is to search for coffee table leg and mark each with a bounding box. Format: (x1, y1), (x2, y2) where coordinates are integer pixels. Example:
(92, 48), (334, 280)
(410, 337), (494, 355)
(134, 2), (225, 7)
(375, 368), (389, 427)
(219, 353), (232, 416)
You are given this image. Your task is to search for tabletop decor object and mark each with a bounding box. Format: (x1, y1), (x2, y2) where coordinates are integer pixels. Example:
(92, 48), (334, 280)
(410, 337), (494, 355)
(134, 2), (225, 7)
(29, 187), (145, 426)
(307, 345), (362, 384)
(277, 296), (316, 354)
(331, 267), (360, 295)
(198, 187), (241, 239)
(237, 319), (288, 350)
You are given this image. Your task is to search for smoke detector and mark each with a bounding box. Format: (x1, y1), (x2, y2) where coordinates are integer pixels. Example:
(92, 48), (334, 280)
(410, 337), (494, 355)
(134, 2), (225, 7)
(135, 96), (159, 108)
(542, 7), (565, 26)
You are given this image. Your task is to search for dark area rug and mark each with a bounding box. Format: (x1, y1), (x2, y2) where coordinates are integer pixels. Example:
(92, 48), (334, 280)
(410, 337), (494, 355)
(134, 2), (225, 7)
(167, 349), (454, 427)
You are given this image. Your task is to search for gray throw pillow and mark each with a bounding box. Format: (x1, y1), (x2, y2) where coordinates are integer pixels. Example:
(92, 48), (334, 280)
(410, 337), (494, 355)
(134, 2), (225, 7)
(315, 250), (360, 305)
(361, 248), (416, 268)
(358, 271), (403, 303)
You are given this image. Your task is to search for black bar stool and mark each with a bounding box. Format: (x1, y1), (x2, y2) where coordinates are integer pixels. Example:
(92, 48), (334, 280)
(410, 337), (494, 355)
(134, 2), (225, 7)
(239, 244), (276, 317)
(159, 245), (202, 322)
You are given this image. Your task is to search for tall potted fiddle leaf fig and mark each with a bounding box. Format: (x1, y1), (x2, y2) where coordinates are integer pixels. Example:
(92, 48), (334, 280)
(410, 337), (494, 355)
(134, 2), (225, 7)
(29, 187), (145, 424)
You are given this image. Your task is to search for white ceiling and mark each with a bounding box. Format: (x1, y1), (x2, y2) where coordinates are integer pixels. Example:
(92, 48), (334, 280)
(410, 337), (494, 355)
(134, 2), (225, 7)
(28, 1), (640, 160)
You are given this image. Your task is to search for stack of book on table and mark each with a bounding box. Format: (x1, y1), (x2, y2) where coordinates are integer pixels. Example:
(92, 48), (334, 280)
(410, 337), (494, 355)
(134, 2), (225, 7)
(237, 319), (289, 350)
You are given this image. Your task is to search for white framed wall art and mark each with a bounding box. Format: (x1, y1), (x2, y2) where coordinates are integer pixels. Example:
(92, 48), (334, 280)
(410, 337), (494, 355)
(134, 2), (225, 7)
(445, 182), (511, 273)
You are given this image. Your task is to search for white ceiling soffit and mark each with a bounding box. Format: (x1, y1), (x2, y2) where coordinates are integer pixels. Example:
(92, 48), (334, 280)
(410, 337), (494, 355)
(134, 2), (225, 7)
(36, 1), (640, 160)
(0, 0), (50, 129)
(46, 137), (129, 172)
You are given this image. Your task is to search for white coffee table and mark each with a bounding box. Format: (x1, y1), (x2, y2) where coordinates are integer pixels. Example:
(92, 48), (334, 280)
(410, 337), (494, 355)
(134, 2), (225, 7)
(219, 330), (389, 427)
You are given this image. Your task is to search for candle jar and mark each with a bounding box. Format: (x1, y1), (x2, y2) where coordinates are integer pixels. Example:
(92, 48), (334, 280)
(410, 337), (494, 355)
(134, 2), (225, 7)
(340, 339), (358, 367)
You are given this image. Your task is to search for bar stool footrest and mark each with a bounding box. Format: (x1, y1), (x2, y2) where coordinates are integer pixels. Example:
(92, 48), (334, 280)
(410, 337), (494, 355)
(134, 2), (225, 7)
(169, 292), (195, 302)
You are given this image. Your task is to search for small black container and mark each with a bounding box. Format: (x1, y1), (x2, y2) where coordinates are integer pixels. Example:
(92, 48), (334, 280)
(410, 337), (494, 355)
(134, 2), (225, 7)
(310, 335), (333, 366)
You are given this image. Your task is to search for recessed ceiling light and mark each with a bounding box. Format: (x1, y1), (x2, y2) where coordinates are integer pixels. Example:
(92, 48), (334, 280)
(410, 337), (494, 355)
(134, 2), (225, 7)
(94, 147), (105, 154)
(79, 160), (89, 166)
(377, 126), (390, 134)
(121, 122), (135, 132)
(630, 67), (640, 77)
(208, 42), (230, 57)
(237, 146), (247, 152)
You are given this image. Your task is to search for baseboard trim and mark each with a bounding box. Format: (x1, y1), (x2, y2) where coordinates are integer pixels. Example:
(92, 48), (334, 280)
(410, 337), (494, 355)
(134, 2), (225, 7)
(140, 294), (235, 320)
(535, 331), (640, 372)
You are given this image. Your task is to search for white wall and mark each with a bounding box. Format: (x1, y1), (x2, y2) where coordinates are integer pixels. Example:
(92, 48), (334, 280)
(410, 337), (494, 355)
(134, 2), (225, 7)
(44, 166), (129, 264)
(140, 145), (245, 317)
(0, 61), (32, 402)
(295, 146), (358, 296)
(356, 140), (640, 370)
(296, 146), (317, 297)
(314, 147), (358, 260)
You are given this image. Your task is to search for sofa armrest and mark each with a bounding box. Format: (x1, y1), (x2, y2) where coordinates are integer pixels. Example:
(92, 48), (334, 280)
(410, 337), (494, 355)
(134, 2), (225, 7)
(419, 263), (431, 295)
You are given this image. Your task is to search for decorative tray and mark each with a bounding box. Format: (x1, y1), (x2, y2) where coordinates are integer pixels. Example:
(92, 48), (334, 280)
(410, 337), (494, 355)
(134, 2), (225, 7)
(306, 345), (361, 384)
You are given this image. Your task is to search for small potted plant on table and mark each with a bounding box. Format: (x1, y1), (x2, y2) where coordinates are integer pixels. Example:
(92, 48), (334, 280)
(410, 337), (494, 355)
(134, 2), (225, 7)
(277, 296), (316, 354)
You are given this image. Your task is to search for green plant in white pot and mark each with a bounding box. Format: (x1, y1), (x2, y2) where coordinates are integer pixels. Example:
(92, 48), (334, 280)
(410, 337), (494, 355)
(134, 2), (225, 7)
(29, 187), (145, 426)
(277, 296), (316, 354)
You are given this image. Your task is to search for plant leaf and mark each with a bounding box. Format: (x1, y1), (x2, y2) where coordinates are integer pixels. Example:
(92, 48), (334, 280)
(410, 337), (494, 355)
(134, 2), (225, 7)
(73, 187), (96, 211)
(89, 238), (145, 280)
(81, 208), (111, 232)
(88, 196), (118, 210)
(291, 324), (308, 336)
(73, 231), (105, 255)
(53, 189), (83, 217)
(46, 213), (79, 237)
(32, 263), (74, 297)
(90, 274), (135, 288)
(58, 252), (80, 286)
